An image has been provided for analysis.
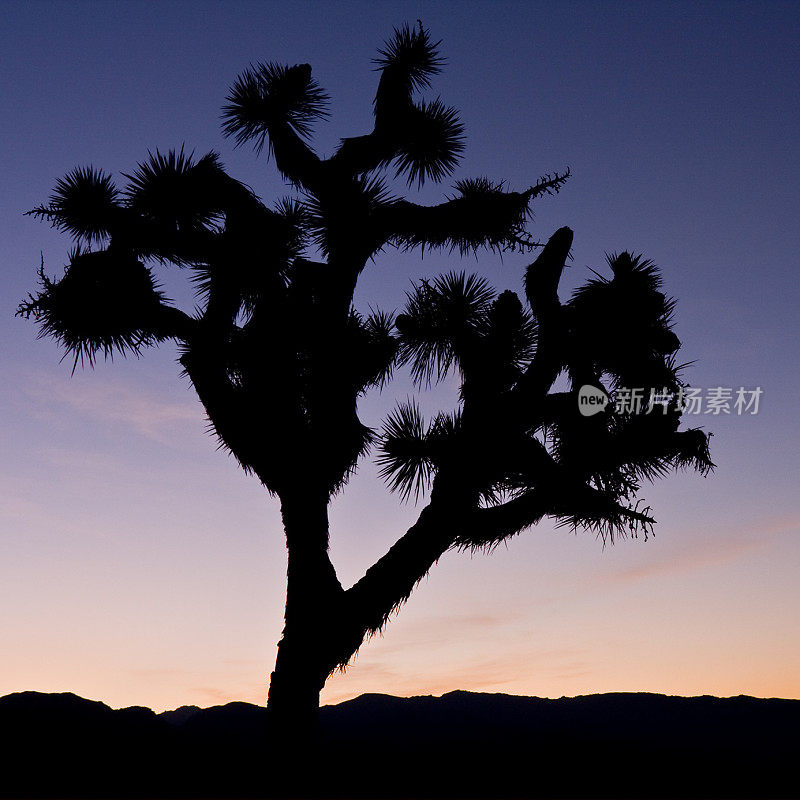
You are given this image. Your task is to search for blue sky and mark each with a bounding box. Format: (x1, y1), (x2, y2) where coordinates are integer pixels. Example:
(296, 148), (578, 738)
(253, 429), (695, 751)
(1, 1), (798, 710)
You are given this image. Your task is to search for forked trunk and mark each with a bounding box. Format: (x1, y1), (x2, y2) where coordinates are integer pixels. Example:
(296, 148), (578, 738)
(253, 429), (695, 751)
(266, 483), (467, 731)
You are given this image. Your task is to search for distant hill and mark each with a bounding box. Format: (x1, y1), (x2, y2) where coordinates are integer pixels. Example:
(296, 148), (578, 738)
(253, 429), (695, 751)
(0, 689), (797, 797)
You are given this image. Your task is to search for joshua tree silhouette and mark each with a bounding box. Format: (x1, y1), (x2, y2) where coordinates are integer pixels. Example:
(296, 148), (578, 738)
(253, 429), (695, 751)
(19, 24), (712, 722)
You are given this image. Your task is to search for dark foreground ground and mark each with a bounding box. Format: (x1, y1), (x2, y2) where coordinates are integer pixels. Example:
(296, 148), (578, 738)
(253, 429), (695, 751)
(0, 689), (797, 798)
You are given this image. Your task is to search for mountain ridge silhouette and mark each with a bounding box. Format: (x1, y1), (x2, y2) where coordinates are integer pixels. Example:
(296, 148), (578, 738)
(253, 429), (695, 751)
(1, 688), (797, 797)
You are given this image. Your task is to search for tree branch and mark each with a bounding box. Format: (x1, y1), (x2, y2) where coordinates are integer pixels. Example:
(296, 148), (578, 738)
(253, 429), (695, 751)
(513, 226), (573, 402)
(328, 130), (398, 177)
(523, 225), (572, 316)
(270, 123), (324, 190)
(178, 339), (275, 483)
(152, 304), (197, 342)
(328, 23), (444, 177)
(342, 501), (457, 645)
(374, 188), (533, 255)
(456, 482), (655, 551)
(342, 473), (477, 647)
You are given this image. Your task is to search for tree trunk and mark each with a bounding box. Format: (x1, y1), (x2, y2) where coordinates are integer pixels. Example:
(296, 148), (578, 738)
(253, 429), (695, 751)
(267, 489), (342, 729)
(266, 480), (472, 733)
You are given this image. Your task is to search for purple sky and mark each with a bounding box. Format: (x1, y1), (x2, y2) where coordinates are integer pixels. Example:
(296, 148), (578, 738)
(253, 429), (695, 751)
(1, 0), (798, 711)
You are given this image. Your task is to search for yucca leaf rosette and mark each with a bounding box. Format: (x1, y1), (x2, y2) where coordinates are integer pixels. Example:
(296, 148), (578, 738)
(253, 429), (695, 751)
(18, 248), (169, 368)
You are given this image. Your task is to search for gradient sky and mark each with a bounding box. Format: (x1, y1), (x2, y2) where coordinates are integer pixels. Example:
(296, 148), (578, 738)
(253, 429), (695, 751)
(1, 0), (798, 712)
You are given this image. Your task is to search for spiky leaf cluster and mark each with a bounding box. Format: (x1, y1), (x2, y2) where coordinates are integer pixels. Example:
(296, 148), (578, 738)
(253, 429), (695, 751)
(123, 148), (229, 232)
(396, 272), (495, 385)
(392, 98), (465, 186)
(17, 249), (167, 369)
(27, 166), (120, 244)
(376, 401), (460, 501)
(567, 253), (681, 390)
(374, 22), (445, 95)
(222, 62), (329, 152)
